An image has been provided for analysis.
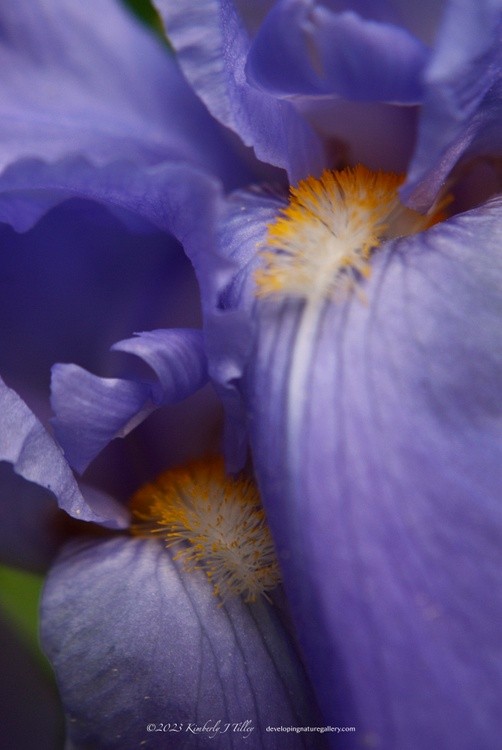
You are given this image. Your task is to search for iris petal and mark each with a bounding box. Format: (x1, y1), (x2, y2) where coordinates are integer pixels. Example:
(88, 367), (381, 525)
(0, 157), (222, 235)
(153, 0), (325, 182)
(246, 0), (429, 103)
(402, 0), (502, 210)
(187, 187), (284, 470)
(41, 536), (324, 749)
(51, 329), (208, 474)
(112, 329), (208, 405)
(0, 0), (248, 216)
(0, 376), (123, 530)
(245, 199), (502, 747)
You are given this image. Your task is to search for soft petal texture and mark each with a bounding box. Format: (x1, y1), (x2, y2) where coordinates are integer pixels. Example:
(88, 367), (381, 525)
(402, 0), (502, 211)
(246, 0), (429, 103)
(154, 0), (325, 182)
(0, 0), (249, 204)
(0, 610), (63, 749)
(0, 157), (224, 235)
(51, 329), (208, 474)
(112, 329), (208, 404)
(244, 200), (502, 747)
(0, 376), (125, 527)
(41, 536), (324, 749)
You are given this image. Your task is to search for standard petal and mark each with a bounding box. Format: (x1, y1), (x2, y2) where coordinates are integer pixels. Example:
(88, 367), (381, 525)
(245, 200), (502, 747)
(41, 536), (324, 749)
(51, 329), (208, 474)
(402, 0), (502, 210)
(246, 0), (429, 103)
(154, 0), (325, 182)
(0, 376), (125, 527)
(0, 0), (247, 196)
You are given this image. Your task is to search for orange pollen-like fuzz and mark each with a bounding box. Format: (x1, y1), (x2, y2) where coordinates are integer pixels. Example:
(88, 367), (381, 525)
(129, 456), (281, 603)
(255, 164), (447, 300)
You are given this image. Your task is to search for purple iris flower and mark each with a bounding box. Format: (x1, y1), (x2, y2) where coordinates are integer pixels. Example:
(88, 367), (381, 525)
(0, 1), (500, 749)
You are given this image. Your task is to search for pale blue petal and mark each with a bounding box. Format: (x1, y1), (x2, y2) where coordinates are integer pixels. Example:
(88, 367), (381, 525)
(0, 158), (222, 235)
(41, 536), (324, 749)
(0, 0), (245, 201)
(246, 199), (502, 747)
(0, 377), (105, 524)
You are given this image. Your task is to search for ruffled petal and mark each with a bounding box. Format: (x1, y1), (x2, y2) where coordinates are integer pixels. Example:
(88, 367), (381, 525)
(402, 0), (502, 211)
(154, 0), (325, 182)
(0, 376), (125, 528)
(0, 157), (223, 235)
(246, 0), (429, 103)
(0, 196), (221, 512)
(41, 536), (324, 749)
(51, 329), (208, 474)
(112, 329), (208, 404)
(0, 0), (246, 204)
(245, 200), (502, 746)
